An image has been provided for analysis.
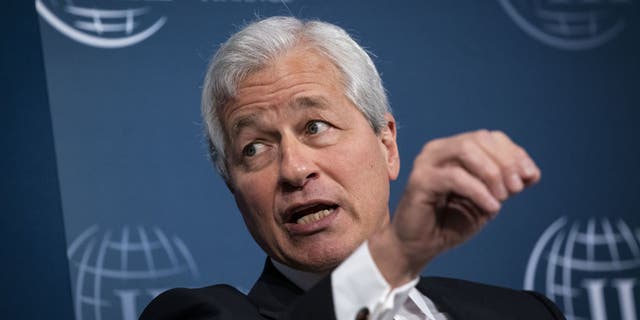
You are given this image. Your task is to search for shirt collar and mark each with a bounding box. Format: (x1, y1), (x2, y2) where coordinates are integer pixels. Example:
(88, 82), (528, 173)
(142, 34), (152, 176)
(270, 258), (327, 291)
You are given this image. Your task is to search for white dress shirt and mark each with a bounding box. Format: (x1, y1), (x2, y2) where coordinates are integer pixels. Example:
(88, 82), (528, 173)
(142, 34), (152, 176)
(272, 242), (450, 320)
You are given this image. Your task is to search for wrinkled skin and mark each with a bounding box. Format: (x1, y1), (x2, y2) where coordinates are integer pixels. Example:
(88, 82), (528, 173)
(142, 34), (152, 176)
(222, 45), (399, 272)
(222, 45), (541, 283)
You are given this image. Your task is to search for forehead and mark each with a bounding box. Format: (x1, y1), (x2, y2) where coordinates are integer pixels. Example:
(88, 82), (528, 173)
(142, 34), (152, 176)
(221, 46), (346, 129)
(241, 45), (342, 88)
(230, 96), (331, 135)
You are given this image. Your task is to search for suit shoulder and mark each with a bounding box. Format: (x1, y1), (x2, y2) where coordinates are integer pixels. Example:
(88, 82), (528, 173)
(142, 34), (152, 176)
(420, 277), (565, 319)
(140, 285), (259, 320)
(422, 276), (528, 296)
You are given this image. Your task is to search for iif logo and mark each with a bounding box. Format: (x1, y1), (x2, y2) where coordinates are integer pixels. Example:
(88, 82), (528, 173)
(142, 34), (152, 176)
(35, 0), (296, 49)
(67, 225), (198, 320)
(499, 0), (633, 50)
(525, 217), (639, 320)
(35, 0), (168, 49)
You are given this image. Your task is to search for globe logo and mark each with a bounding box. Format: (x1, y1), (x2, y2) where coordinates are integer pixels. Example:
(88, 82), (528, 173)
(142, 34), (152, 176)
(35, 0), (168, 49)
(499, 0), (632, 50)
(525, 217), (639, 320)
(67, 225), (198, 320)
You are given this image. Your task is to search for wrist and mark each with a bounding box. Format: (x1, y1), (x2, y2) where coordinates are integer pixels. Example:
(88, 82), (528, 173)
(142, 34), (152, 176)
(368, 226), (421, 288)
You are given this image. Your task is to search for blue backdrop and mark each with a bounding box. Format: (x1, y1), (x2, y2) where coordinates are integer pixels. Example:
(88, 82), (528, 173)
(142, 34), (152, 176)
(7, 1), (639, 319)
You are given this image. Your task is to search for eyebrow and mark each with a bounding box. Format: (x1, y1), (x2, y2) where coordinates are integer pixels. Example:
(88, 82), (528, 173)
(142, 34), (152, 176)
(231, 112), (262, 137)
(229, 96), (331, 137)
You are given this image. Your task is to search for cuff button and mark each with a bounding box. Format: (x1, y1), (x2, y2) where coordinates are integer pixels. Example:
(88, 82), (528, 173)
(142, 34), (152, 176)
(355, 307), (370, 320)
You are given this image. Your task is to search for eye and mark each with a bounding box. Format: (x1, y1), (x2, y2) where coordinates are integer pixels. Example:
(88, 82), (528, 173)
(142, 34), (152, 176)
(305, 120), (330, 135)
(242, 142), (266, 157)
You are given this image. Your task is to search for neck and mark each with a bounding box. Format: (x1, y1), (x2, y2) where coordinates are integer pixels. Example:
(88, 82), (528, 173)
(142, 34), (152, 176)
(270, 258), (328, 291)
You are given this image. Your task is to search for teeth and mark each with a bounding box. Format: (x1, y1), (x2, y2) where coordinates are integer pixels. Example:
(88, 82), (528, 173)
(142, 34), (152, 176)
(296, 209), (333, 224)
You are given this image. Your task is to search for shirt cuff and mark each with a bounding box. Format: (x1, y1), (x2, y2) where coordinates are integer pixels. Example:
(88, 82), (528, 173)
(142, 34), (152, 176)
(331, 241), (419, 320)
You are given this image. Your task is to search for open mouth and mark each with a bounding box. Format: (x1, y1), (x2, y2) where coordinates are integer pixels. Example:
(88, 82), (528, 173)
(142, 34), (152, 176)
(286, 203), (339, 225)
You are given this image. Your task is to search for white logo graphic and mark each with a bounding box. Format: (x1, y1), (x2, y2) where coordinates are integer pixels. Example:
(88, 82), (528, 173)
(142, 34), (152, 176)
(525, 217), (639, 320)
(67, 225), (198, 320)
(35, 0), (167, 49)
(499, 0), (632, 50)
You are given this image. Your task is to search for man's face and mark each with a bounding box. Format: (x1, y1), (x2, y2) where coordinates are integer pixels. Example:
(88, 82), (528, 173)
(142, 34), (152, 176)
(221, 46), (400, 272)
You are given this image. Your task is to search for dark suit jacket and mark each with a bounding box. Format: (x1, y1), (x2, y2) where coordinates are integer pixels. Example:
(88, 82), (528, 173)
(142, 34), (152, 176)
(140, 259), (565, 319)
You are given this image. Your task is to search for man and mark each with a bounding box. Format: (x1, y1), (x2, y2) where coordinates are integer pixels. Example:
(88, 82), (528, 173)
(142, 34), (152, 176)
(141, 16), (565, 319)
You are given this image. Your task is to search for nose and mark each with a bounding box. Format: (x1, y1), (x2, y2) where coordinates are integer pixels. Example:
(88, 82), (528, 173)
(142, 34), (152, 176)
(278, 136), (318, 192)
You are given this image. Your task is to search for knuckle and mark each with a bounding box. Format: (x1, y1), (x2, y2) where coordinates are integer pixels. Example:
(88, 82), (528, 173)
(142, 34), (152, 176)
(497, 156), (518, 174)
(505, 160), (520, 174)
(448, 167), (468, 184)
(483, 164), (501, 181)
(491, 130), (506, 138)
(414, 148), (433, 165)
(422, 139), (441, 153)
(459, 139), (477, 155)
(513, 146), (528, 159)
(475, 129), (491, 140)
(491, 130), (511, 143)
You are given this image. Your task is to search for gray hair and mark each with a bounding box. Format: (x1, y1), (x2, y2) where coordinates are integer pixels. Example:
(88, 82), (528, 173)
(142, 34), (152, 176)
(202, 16), (391, 182)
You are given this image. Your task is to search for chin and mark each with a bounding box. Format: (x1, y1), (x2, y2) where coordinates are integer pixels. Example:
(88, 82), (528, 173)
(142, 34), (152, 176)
(287, 242), (359, 273)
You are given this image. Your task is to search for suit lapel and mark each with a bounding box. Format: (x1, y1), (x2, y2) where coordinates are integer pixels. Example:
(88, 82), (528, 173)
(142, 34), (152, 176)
(248, 259), (305, 319)
(417, 277), (463, 319)
(417, 277), (502, 319)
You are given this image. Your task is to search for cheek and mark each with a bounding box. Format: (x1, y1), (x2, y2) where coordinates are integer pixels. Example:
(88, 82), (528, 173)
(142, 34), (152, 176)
(232, 173), (277, 230)
(330, 134), (390, 202)
(233, 179), (282, 255)
(233, 167), (276, 207)
(346, 135), (387, 176)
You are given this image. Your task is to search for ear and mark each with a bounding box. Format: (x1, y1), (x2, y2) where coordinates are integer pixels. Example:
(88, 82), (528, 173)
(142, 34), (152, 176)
(379, 113), (400, 181)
